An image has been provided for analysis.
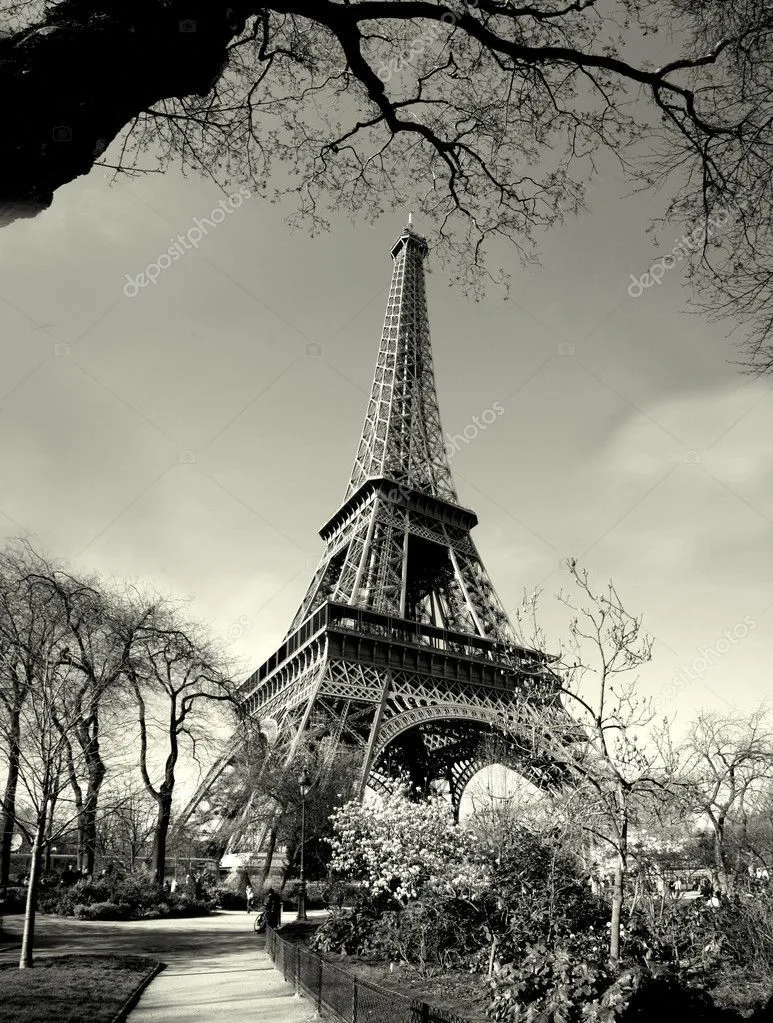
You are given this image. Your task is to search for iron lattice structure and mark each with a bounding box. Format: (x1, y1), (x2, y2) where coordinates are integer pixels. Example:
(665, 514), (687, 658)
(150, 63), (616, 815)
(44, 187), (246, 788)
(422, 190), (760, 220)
(182, 225), (560, 853)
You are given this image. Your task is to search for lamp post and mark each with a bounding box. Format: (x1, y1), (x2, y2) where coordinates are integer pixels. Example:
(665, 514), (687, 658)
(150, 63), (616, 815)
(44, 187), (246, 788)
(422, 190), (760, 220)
(297, 768), (312, 921)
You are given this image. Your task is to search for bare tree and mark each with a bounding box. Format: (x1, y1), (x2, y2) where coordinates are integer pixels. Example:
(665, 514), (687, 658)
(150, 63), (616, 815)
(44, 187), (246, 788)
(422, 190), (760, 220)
(0, 548), (34, 886)
(96, 783), (157, 871)
(125, 601), (236, 886)
(514, 561), (673, 961)
(740, 784), (773, 874)
(0, 544), (156, 876)
(1, 2), (772, 357)
(665, 706), (773, 895)
(21, 564), (154, 875)
(0, 555), (88, 967)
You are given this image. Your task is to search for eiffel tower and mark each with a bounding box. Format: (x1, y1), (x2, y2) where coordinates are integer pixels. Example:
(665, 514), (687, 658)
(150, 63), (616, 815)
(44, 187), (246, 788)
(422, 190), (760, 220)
(183, 222), (559, 855)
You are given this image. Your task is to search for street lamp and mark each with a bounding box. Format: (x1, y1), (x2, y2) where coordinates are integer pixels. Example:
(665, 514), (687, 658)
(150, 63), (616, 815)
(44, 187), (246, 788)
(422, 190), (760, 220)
(297, 767), (312, 921)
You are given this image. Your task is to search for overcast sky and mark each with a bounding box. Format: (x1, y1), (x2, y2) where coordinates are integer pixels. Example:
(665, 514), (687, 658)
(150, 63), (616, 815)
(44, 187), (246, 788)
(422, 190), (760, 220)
(1, 156), (771, 748)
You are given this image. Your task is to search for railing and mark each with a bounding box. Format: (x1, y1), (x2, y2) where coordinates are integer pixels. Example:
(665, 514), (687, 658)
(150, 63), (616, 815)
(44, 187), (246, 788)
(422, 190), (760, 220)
(264, 924), (473, 1023)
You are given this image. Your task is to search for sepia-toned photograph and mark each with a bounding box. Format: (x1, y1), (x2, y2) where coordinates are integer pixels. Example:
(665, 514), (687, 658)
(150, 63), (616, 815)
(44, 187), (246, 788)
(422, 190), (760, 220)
(1, 2), (772, 1021)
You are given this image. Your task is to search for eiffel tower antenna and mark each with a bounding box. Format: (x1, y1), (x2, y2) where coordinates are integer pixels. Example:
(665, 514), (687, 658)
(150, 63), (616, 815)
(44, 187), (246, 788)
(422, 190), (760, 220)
(179, 224), (558, 865)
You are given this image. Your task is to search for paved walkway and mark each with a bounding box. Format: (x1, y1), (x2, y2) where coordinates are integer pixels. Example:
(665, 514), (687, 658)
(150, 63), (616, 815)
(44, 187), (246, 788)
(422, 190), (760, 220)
(0, 910), (314, 1023)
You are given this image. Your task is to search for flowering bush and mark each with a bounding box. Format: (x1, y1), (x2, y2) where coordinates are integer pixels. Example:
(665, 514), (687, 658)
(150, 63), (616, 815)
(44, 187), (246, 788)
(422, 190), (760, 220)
(328, 792), (493, 906)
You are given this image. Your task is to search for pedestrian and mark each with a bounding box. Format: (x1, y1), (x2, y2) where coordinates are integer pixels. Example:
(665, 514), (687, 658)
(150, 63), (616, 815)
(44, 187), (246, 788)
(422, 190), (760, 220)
(262, 887), (281, 929)
(245, 883), (254, 914)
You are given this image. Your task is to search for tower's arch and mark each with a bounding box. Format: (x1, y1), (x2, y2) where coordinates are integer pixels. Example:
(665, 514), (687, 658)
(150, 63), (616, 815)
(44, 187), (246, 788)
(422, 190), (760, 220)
(365, 705), (554, 820)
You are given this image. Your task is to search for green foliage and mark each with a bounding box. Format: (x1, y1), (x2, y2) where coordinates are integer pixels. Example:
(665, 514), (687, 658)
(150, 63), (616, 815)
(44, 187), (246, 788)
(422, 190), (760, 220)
(310, 906), (382, 956)
(320, 878), (364, 908)
(626, 888), (773, 981)
(488, 942), (614, 1023)
(0, 885), (27, 913)
(386, 897), (490, 974)
(281, 879), (329, 907)
(710, 892), (773, 975)
(489, 831), (610, 964)
(314, 899), (486, 973)
(317, 802), (609, 976)
(212, 884), (246, 910)
(73, 901), (125, 921)
(319, 796), (773, 1019)
(488, 946), (722, 1023)
(37, 871), (214, 920)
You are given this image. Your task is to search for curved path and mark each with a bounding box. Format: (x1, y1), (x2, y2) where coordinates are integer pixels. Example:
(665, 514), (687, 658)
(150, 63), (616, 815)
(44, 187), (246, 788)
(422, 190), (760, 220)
(0, 910), (313, 1022)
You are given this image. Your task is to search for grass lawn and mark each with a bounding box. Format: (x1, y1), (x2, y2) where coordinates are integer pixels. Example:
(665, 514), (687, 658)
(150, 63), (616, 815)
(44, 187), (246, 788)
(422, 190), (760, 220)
(0, 953), (160, 1023)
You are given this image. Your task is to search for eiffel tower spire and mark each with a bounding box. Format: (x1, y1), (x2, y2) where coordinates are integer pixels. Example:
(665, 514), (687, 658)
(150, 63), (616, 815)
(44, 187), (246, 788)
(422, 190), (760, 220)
(287, 223), (516, 642)
(345, 221), (457, 503)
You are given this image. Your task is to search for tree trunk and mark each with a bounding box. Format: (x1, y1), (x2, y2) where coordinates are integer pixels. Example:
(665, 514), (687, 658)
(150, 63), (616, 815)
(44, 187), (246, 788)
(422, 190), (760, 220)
(82, 761), (105, 876)
(713, 819), (732, 895)
(0, 1), (253, 220)
(609, 798), (628, 962)
(609, 856), (625, 962)
(259, 820), (280, 896)
(44, 787), (59, 874)
(62, 743), (84, 870)
(151, 792), (173, 887)
(0, 708), (21, 885)
(19, 814), (45, 969)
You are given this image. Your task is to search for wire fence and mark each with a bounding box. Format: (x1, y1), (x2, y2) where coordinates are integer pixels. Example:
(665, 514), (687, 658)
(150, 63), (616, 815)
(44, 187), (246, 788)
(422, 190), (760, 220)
(265, 924), (474, 1023)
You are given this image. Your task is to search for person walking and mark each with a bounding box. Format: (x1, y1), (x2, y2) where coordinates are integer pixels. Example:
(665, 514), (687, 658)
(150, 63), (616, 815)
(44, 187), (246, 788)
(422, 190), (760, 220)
(245, 883), (255, 914)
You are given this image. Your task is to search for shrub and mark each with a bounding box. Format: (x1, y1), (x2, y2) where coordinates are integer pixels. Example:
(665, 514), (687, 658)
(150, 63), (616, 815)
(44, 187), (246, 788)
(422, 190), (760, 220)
(38, 871), (213, 920)
(712, 891), (773, 975)
(0, 885), (27, 913)
(387, 898), (489, 973)
(281, 880), (329, 908)
(311, 894), (489, 971)
(213, 884), (245, 910)
(627, 888), (773, 982)
(596, 964), (718, 1023)
(311, 906), (384, 956)
(488, 942), (614, 1023)
(328, 793), (493, 906)
(488, 941), (727, 1023)
(322, 879), (364, 908)
(490, 834), (610, 965)
(77, 901), (123, 921)
(169, 894), (213, 917)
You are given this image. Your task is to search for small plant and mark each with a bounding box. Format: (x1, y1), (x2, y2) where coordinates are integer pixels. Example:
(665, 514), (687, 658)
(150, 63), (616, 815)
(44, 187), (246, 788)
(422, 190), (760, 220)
(488, 942), (613, 1023)
(311, 906), (371, 955)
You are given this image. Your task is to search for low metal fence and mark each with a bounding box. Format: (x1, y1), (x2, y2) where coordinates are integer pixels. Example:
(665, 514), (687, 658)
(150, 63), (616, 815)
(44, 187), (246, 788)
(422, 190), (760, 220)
(264, 925), (472, 1023)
